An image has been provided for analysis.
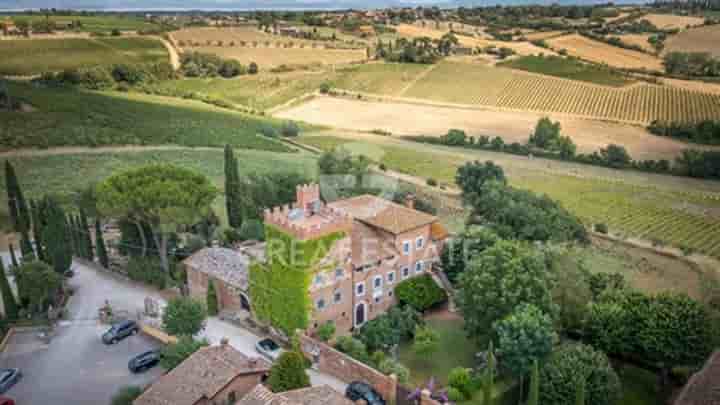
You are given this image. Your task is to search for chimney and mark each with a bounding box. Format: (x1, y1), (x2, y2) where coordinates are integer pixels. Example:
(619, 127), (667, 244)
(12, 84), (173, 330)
(404, 194), (416, 210)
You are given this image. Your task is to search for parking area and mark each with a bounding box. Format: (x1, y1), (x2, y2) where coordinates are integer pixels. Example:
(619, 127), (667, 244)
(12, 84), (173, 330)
(0, 259), (167, 404)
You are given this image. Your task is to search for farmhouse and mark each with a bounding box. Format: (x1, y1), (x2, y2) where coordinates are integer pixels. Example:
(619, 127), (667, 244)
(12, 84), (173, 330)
(134, 341), (270, 405)
(257, 184), (448, 334)
(240, 383), (353, 405)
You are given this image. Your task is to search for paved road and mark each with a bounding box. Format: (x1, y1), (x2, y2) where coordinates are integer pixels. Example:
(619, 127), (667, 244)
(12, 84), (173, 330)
(0, 259), (166, 405)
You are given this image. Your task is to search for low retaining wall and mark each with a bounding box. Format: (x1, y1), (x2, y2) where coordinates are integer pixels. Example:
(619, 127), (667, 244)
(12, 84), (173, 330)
(139, 322), (178, 345)
(298, 333), (397, 404)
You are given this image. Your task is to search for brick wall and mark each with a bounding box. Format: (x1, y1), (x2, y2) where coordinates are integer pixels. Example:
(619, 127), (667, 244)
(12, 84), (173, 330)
(298, 333), (397, 404)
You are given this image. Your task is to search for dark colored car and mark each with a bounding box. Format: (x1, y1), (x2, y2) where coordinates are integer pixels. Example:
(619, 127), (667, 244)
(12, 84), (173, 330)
(0, 369), (21, 395)
(0, 396), (15, 405)
(129, 350), (161, 373)
(102, 320), (139, 344)
(345, 382), (385, 405)
(255, 338), (284, 362)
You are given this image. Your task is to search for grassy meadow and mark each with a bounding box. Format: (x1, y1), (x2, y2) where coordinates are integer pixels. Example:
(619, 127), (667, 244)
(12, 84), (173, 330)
(0, 148), (318, 231)
(298, 133), (720, 259)
(498, 55), (633, 87)
(0, 82), (300, 151)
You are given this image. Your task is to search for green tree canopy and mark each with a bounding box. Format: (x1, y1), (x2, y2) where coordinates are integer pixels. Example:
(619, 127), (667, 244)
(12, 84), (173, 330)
(455, 160), (506, 205)
(162, 297), (207, 336)
(160, 335), (209, 370)
(493, 304), (557, 378)
(268, 350), (311, 393)
(13, 261), (62, 314)
(539, 343), (621, 405)
(110, 385), (143, 405)
(96, 164), (218, 273)
(458, 239), (556, 340)
(440, 226), (500, 285)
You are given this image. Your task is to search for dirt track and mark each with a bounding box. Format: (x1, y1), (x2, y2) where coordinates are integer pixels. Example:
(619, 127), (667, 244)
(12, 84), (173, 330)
(276, 96), (707, 161)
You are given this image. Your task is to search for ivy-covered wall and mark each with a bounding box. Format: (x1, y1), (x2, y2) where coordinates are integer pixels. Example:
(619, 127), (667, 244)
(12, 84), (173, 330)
(250, 224), (346, 336)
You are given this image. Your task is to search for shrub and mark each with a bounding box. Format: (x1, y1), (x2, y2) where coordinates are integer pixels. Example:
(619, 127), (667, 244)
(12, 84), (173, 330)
(110, 385), (143, 405)
(395, 274), (447, 312)
(219, 60), (246, 78)
(160, 335), (209, 370)
(539, 343), (621, 405)
(268, 351), (311, 393)
(426, 178), (438, 187)
(259, 124), (278, 138)
(594, 223), (608, 234)
(448, 367), (472, 399)
(281, 121), (301, 137)
(126, 257), (167, 289)
(206, 281), (219, 316)
(238, 219), (265, 241)
(162, 296), (207, 336)
(317, 320), (336, 342)
(378, 359), (410, 384)
(379, 164), (387, 171)
(319, 82), (331, 94)
(447, 387), (464, 402)
(78, 66), (115, 90)
(335, 335), (371, 363)
(249, 62), (259, 74)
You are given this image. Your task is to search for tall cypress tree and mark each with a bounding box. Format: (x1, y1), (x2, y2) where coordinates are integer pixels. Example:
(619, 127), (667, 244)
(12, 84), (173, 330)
(575, 376), (586, 405)
(43, 198), (72, 273)
(79, 209), (94, 261)
(69, 214), (80, 257)
(30, 199), (46, 262)
(482, 342), (495, 405)
(8, 243), (18, 268)
(95, 218), (109, 268)
(4, 161), (30, 233)
(224, 145), (242, 228)
(528, 359), (539, 405)
(0, 259), (18, 320)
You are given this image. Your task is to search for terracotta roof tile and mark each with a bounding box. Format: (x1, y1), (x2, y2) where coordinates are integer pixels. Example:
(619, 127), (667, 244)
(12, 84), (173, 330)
(134, 344), (270, 405)
(239, 385), (353, 405)
(184, 247), (261, 290)
(329, 195), (437, 235)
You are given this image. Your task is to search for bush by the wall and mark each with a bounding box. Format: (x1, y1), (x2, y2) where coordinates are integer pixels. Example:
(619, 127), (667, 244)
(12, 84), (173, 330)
(281, 121), (300, 137)
(317, 321), (336, 342)
(126, 257), (167, 289)
(395, 274), (447, 312)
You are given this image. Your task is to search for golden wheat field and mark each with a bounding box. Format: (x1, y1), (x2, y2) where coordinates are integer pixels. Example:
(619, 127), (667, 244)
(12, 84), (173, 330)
(641, 13), (705, 30)
(399, 62), (720, 124)
(547, 34), (663, 71)
(664, 24), (720, 57)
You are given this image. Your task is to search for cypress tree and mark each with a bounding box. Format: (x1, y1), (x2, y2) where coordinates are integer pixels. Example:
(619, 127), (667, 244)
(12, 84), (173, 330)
(43, 198), (72, 273)
(528, 359), (539, 405)
(575, 376), (586, 405)
(74, 214), (86, 259)
(8, 243), (18, 268)
(207, 280), (219, 316)
(30, 199), (45, 262)
(224, 145), (242, 228)
(95, 219), (109, 268)
(483, 341), (496, 405)
(19, 227), (34, 261)
(0, 259), (18, 320)
(79, 209), (94, 261)
(4, 161), (30, 233)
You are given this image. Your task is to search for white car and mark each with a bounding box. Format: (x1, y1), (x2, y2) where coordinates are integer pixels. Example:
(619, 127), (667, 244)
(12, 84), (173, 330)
(255, 338), (284, 362)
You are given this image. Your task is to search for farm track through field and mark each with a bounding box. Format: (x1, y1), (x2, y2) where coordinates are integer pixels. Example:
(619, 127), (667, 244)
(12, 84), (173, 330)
(396, 64), (437, 97)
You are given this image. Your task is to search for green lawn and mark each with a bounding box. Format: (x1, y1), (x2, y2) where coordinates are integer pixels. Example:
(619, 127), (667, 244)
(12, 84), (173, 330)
(498, 55), (633, 87)
(0, 82), (297, 151)
(0, 37), (168, 76)
(0, 148), (318, 230)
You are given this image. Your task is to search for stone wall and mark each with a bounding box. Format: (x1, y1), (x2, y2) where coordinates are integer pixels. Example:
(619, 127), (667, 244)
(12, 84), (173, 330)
(299, 333), (397, 404)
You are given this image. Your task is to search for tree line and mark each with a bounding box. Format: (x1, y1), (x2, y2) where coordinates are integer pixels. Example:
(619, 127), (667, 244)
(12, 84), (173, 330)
(408, 118), (720, 180)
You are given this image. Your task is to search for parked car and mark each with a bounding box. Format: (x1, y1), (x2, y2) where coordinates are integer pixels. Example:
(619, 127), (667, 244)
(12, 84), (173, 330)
(0, 369), (21, 395)
(128, 350), (161, 373)
(102, 320), (139, 344)
(345, 382), (385, 405)
(0, 396), (15, 405)
(255, 338), (284, 361)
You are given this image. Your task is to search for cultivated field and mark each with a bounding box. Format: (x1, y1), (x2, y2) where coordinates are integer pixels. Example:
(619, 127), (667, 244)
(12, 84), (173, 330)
(171, 26), (367, 67)
(298, 132), (720, 259)
(664, 24), (720, 57)
(547, 34), (663, 71)
(0, 14), (158, 33)
(149, 70), (331, 111)
(393, 62), (720, 124)
(0, 37), (168, 75)
(641, 13), (706, 30)
(523, 30), (567, 41)
(615, 34), (655, 53)
(276, 96), (704, 161)
(0, 81), (295, 151)
(395, 24), (554, 57)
